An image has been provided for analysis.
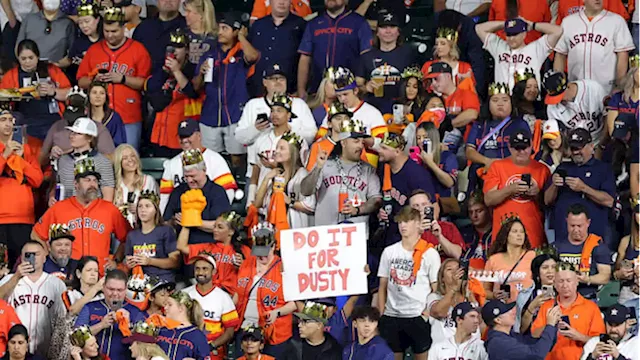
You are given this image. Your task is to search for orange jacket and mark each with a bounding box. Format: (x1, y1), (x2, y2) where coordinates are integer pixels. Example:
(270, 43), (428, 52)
(188, 242), (252, 295)
(235, 256), (292, 346)
(0, 143), (43, 224)
(0, 299), (21, 357)
(490, 0), (551, 44)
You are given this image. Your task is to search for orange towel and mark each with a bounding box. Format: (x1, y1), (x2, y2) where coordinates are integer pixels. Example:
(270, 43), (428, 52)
(244, 204), (259, 240)
(115, 311), (131, 337)
(467, 277), (487, 307)
(267, 191), (289, 250)
(223, 42), (255, 78)
(382, 164), (392, 192)
(146, 314), (182, 329)
(412, 240), (434, 277)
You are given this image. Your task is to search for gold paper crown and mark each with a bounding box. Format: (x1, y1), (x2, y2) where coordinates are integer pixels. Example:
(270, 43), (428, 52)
(220, 211), (242, 230)
(270, 93), (293, 110)
(74, 158), (97, 177)
(130, 321), (159, 338)
(401, 66), (423, 81)
(339, 118), (367, 134)
(324, 67), (337, 80)
(241, 324), (264, 337)
(332, 67), (356, 90)
(535, 246), (558, 257)
(488, 82), (510, 96)
(436, 27), (459, 43)
(70, 326), (93, 347)
(77, 1), (98, 17)
(500, 212), (520, 226)
(252, 222), (275, 245)
(170, 28), (187, 46)
(556, 261), (579, 273)
(327, 101), (352, 119)
(182, 148), (204, 166)
(630, 54), (639, 69)
(170, 291), (194, 310)
(382, 132), (406, 149)
(139, 190), (160, 206)
(102, 7), (125, 22)
(49, 224), (72, 240)
(631, 194), (639, 209)
(299, 301), (331, 323)
(514, 68), (536, 83)
(281, 131), (303, 147)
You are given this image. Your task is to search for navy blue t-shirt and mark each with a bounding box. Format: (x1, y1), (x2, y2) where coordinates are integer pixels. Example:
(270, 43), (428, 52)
(133, 15), (186, 71)
(466, 116), (529, 160)
(554, 238), (613, 298)
(16, 70), (61, 139)
(43, 256), (78, 280)
(433, 150), (458, 198)
(125, 225), (178, 282)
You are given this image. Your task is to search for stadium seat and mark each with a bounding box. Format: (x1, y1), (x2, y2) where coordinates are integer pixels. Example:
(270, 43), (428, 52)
(141, 157), (168, 182)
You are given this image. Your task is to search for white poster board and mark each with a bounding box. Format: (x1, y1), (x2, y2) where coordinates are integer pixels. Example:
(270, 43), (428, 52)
(280, 223), (369, 301)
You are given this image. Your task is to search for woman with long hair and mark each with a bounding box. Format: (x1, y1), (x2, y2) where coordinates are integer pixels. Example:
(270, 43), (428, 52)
(68, 326), (108, 360)
(537, 119), (566, 172)
(124, 322), (169, 360)
(307, 76), (336, 127)
(426, 258), (479, 344)
(0, 40), (71, 145)
(415, 122), (457, 198)
(125, 191), (180, 282)
(1, 325), (45, 360)
(387, 67), (428, 135)
(421, 28), (475, 88)
(402, 93), (446, 149)
(255, 132), (315, 228)
(87, 82), (126, 146)
(177, 211), (251, 294)
(156, 292), (210, 360)
(514, 252), (558, 334)
(483, 218), (536, 302)
(607, 56), (639, 137)
(183, 0), (217, 66)
(614, 201), (639, 317)
(113, 144), (159, 226)
(511, 71), (546, 157)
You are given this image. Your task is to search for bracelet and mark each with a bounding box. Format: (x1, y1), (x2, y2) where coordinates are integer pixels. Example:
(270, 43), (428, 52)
(355, 207), (361, 216)
(121, 75), (126, 84)
(532, 22), (537, 31)
(526, 307), (535, 315)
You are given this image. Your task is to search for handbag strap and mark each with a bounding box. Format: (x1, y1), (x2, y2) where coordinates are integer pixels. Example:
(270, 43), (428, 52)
(502, 251), (528, 286)
(247, 259), (281, 296)
(478, 116), (511, 150)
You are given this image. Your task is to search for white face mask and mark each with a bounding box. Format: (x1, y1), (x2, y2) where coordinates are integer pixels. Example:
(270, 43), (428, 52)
(43, 0), (60, 11)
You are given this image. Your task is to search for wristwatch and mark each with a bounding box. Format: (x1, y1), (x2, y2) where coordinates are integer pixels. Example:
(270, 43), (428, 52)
(209, 343), (219, 355)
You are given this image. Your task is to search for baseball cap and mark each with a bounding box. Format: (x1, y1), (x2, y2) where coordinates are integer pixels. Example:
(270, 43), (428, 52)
(604, 304), (630, 326)
(218, 12), (243, 31)
(567, 128), (592, 149)
(251, 223), (276, 257)
(425, 62), (452, 79)
(49, 224), (75, 243)
(543, 71), (568, 105)
(504, 18), (528, 36)
(542, 119), (561, 140)
(611, 112), (635, 140)
(148, 278), (176, 294)
(453, 302), (479, 320)
(188, 253), (217, 269)
(378, 10), (400, 27)
(481, 300), (516, 326)
(294, 300), (332, 324)
(66, 117), (98, 137)
(177, 118), (200, 138)
(509, 129), (532, 150)
(263, 63), (287, 78)
(241, 326), (264, 342)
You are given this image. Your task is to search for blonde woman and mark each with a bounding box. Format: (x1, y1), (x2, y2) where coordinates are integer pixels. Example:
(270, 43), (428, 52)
(124, 322), (170, 360)
(607, 57), (639, 136)
(156, 292), (210, 360)
(307, 76), (337, 127)
(113, 144), (159, 226)
(183, 0), (217, 65)
(421, 28), (475, 87)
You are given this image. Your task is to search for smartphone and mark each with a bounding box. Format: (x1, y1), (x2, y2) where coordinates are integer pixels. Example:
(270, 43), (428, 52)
(500, 284), (511, 297)
(459, 258), (470, 280)
(25, 252), (36, 273)
(111, 300), (123, 310)
(556, 169), (567, 181)
(163, 46), (176, 72)
(541, 285), (555, 297)
(521, 173), (531, 186)
(127, 192), (136, 204)
(256, 113), (269, 124)
(422, 139), (432, 154)
(560, 315), (570, 327)
(600, 334), (611, 343)
(12, 125), (24, 145)
(392, 104), (404, 124)
(622, 259), (633, 269)
(98, 68), (109, 74)
(408, 146), (422, 164)
(424, 206), (434, 221)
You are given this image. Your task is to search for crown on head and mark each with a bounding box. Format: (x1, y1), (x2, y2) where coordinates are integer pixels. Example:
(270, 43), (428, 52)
(270, 93), (293, 110)
(0, 100), (14, 113)
(77, 1), (98, 17)
(327, 101), (351, 119)
(556, 261), (579, 273)
(130, 321), (159, 338)
(67, 85), (87, 100)
(436, 27), (459, 43)
(49, 224), (72, 240)
(102, 7), (125, 22)
(514, 67), (536, 83)
(170, 28), (187, 45)
(630, 54), (639, 69)
(332, 67), (357, 90)
(220, 211), (242, 230)
(323, 67), (337, 80)
(74, 158), (97, 177)
(488, 82), (510, 96)
(170, 291), (194, 310)
(182, 148), (204, 167)
(339, 118), (366, 134)
(300, 301), (331, 322)
(500, 212), (520, 226)
(252, 222), (275, 245)
(401, 66), (423, 81)
(70, 326), (93, 347)
(381, 132), (406, 149)
(139, 190), (160, 206)
(281, 131), (303, 147)
(535, 246), (558, 257)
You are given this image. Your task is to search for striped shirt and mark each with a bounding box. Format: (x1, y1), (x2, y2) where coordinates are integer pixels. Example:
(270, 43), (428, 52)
(57, 152), (115, 199)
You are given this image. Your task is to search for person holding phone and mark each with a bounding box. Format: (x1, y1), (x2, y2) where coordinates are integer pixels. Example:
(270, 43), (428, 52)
(484, 129), (550, 249)
(0, 241), (66, 357)
(580, 304), (638, 360)
(74, 269), (147, 360)
(515, 251), (558, 334)
(0, 104), (43, 270)
(614, 200), (639, 318)
(415, 122), (458, 199)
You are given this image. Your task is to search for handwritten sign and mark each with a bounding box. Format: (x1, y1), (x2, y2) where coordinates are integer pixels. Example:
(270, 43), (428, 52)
(281, 223), (368, 301)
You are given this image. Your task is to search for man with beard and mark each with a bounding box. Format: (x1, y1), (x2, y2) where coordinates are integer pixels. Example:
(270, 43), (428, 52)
(544, 128), (615, 247)
(32, 158), (131, 274)
(581, 304), (638, 360)
(43, 223), (78, 281)
(183, 253), (239, 359)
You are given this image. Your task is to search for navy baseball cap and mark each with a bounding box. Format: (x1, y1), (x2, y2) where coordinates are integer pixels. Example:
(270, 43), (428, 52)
(505, 18), (528, 36)
(313, 297), (337, 307)
(567, 128), (592, 149)
(177, 118), (200, 138)
(612, 112), (635, 140)
(218, 12), (243, 30)
(378, 10), (400, 27)
(263, 63), (287, 78)
(604, 304), (630, 325)
(509, 129), (532, 150)
(482, 300), (516, 325)
(241, 326), (264, 342)
(453, 302), (479, 320)
(425, 62), (452, 79)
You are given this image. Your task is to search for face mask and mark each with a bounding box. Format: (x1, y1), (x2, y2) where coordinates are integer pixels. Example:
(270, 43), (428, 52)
(43, 0), (60, 11)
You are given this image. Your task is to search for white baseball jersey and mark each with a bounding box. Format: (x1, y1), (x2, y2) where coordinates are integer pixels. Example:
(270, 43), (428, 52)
(426, 292), (481, 344)
(249, 129), (309, 191)
(61, 289), (104, 312)
(555, 9), (635, 93)
(183, 285), (239, 341)
(319, 101), (387, 141)
(160, 148), (236, 211)
(580, 334), (639, 360)
(0, 273), (66, 355)
(445, 0), (491, 16)
(428, 336), (489, 360)
(547, 79), (607, 142)
(483, 33), (553, 90)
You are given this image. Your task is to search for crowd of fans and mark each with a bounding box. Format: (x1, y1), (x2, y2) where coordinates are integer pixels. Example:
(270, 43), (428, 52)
(0, 0), (638, 358)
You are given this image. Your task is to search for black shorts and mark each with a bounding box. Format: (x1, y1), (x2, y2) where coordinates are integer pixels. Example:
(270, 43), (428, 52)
(379, 315), (432, 354)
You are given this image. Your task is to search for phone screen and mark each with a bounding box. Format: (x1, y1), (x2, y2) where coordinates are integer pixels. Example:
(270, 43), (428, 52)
(111, 300), (123, 310)
(12, 125), (24, 145)
(424, 206), (434, 221)
(561, 315), (570, 327)
(521, 173), (531, 186)
(25, 252), (36, 272)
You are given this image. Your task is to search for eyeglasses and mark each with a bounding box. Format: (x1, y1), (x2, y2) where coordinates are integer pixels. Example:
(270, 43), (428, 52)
(45, 20), (52, 35)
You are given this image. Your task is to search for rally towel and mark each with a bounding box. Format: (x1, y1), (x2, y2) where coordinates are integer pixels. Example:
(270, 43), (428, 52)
(580, 234), (603, 273)
(116, 311), (131, 337)
(267, 191), (289, 251)
(244, 204), (259, 240)
(223, 42), (256, 78)
(146, 314), (182, 329)
(467, 277), (486, 307)
(413, 240), (434, 277)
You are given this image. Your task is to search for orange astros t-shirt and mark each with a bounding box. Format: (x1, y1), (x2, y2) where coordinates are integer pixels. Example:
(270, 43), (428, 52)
(483, 158), (550, 249)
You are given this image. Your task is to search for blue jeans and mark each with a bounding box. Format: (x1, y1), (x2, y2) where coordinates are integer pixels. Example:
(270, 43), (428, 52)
(124, 122), (142, 151)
